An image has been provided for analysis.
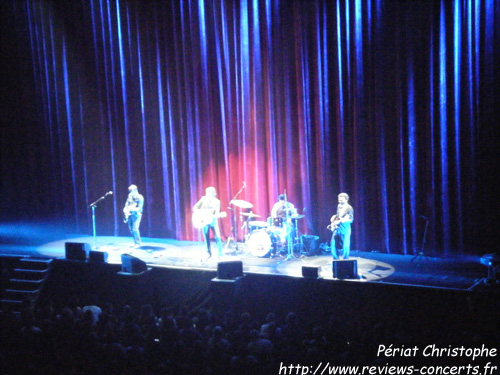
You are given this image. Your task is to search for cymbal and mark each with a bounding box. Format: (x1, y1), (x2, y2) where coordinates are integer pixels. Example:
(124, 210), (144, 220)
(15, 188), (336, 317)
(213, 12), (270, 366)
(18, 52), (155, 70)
(230, 199), (253, 209)
(241, 212), (260, 218)
(291, 214), (305, 219)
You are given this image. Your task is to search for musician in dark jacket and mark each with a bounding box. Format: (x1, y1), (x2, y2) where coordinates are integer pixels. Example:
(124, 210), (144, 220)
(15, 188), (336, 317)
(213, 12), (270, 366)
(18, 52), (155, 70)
(330, 193), (354, 259)
(123, 184), (144, 248)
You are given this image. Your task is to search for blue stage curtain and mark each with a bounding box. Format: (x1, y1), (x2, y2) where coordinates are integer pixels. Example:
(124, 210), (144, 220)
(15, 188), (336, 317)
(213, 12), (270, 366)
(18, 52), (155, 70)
(1, 0), (498, 255)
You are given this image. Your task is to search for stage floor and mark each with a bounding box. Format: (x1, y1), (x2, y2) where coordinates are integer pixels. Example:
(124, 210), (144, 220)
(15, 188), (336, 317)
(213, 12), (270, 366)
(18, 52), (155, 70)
(0, 228), (489, 291)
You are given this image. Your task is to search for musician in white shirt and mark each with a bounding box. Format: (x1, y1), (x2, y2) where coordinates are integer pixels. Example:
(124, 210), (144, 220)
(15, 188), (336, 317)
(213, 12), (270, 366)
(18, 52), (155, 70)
(193, 187), (223, 258)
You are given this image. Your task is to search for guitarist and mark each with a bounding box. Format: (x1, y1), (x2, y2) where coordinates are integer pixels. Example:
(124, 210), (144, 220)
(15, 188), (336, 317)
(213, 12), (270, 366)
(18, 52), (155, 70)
(123, 184), (144, 248)
(329, 192), (354, 259)
(193, 186), (223, 259)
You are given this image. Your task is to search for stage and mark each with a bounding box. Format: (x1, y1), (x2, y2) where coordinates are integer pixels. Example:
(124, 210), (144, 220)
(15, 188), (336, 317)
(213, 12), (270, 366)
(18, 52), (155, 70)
(0, 225), (489, 291)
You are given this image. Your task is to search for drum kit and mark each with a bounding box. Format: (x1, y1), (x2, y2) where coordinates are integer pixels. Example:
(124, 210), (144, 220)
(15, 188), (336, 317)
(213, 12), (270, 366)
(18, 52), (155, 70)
(229, 199), (304, 258)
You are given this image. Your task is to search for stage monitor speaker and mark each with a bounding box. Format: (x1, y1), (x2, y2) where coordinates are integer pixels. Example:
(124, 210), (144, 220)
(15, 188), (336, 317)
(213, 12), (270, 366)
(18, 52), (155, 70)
(89, 250), (108, 263)
(302, 265), (320, 278)
(217, 261), (243, 280)
(332, 259), (358, 279)
(301, 235), (320, 254)
(121, 254), (147, 274)
(65, 242), (89, 261)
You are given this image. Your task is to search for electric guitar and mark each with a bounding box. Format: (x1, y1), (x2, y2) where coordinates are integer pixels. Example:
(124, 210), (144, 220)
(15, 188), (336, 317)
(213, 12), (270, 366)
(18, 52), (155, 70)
(327, 216), (342, 232)
(192, 210), (227, 229)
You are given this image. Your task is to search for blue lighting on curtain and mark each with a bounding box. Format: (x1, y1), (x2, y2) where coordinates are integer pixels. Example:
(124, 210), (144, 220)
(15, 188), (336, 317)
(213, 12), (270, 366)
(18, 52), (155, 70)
(251, 0), (263, 191)
(429, 19), (436, 244)
(214, 0), (228, 171)
(474, 0), (480, 117)
(252, 0), (261, 89)
(355, 0), (362, 57)
(453, 0), (463, 249)
(40, 7), (53, 146)
(179, 0), (199, 217)
(240, 0), (250, 175)
(319, 0), (328, 134)
(344, 0), (351, 86)
(198, 0), (210, 116)
(62, 36), (78, 223)
(116, 0), (131, 181)
(407, 65), (417, 253)
(264, 0), (278, 193)
(353, 0), (364, 245)
(439, 0), (450, 251)
(374, 1), (390, 253)
(366, 0), (372, 44)
(166, 77), (181, 235)
(78, 93), (89, 232)
(104, 0), (119, 235)
(136, 16), (151, 232)
(155, 19), (172, 231)
(354, 0), (363, 95)
(399, 114), (408, 255)
(336, 0), (345, 185)
(318, 0), (330, 199)
(469, 0), (477, 181)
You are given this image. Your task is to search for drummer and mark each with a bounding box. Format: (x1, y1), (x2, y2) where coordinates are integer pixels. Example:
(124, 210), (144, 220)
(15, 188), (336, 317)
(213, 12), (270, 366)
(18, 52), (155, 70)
(271, 194), (296, 224)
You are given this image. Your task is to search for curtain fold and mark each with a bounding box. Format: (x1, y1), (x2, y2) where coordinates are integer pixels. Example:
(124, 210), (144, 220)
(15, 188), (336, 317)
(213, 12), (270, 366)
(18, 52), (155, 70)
(1, 0), (498, 255)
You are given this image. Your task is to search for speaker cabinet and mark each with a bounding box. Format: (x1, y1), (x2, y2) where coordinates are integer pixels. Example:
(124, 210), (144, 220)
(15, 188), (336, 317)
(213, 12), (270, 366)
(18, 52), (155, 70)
(89, 250), (108, 263)
(65, 242), (89, 261)
(217, 261), (243, 279)
(121, 254), (147, 274)
(301, 235), (320, 254)
(332, 259), (358, 279)
(302, 265), (320, 278)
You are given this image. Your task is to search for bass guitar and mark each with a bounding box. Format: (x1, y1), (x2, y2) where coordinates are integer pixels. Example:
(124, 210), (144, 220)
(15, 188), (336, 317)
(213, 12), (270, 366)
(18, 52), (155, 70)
(192, 210), (227, 229)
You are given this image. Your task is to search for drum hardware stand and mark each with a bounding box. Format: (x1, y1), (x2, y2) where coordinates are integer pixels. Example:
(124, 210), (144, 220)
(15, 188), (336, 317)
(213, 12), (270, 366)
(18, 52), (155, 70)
(276, 190), (300, 262)
(411, 215), (431, 263)
(225, 182), (248, 253)
(223, 206), (242, 254)
(291, 216), (306, 255)
(89, 191), (113, 250)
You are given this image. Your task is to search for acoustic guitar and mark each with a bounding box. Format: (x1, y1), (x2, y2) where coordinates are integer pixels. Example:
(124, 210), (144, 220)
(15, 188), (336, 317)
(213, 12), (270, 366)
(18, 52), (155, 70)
(123, 204), (138, 223)
(192, 210), (227, 229)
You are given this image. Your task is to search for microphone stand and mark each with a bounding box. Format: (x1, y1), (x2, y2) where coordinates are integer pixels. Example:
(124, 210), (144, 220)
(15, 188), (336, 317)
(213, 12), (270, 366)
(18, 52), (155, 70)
(225, 183), (246, 252)
(411, 216), (431, 264)
(89, 192), (112, 250)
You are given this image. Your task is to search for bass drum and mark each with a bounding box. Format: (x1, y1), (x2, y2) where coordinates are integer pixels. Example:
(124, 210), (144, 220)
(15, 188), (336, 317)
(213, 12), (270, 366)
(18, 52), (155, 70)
(246, 230), (272, 257)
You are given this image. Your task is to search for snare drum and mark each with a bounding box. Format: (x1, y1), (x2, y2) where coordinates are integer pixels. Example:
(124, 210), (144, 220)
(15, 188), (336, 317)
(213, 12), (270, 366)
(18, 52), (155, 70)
(246, 230), (272, 257)
(248, 220), (268, 232)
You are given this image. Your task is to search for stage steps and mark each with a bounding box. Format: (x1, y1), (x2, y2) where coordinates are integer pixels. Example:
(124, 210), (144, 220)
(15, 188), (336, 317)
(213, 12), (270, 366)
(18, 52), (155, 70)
(1, 257), (52, 315)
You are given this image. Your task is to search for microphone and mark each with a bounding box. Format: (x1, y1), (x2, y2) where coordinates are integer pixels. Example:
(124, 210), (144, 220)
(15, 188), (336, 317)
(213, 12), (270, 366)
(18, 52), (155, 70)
(243, 181), (246, 188)
(105, 191), (113, 196)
